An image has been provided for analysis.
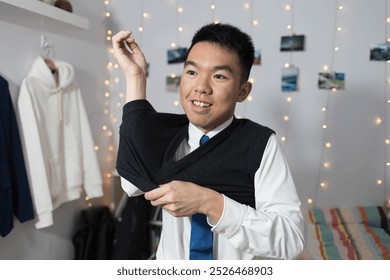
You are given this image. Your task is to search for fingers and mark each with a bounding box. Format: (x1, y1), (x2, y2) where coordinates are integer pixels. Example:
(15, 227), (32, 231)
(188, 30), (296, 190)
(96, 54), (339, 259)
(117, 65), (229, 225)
(144, 187), (168, 202)
(112, 30), (140, 53)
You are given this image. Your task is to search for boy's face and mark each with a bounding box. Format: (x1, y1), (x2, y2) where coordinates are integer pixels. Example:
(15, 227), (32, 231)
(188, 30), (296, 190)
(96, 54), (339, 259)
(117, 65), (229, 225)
(180, 42), (251, 134)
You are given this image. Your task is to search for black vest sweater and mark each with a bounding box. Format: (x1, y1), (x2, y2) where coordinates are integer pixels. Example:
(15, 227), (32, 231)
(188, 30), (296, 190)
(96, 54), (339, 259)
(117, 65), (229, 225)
(116, 100), (274, 208)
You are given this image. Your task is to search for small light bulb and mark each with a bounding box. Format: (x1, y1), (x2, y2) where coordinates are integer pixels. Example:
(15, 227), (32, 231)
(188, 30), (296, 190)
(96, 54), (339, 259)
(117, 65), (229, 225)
(253, 20), (258, 26)
(321, 106), (327, 112)
(281, 136), (287, 142)
(171, 42), (177, 48)
(323, 65), (329, 71)
(285, 5), (291, 11)
(287, 96), (292, 102)
(244, 3), (251, 9)
(173, 100), (180, 106)
(287, 24), (292, 30)
(377, 179), (383, 185)
(323, 162), (331, 169)
(177, 7), (183, 13)
(283, 115), (289, 121)
(325, 142), (331, 148)
(178, 26), (184, 32)
(385, 139), (390, 144)
(247, 95), (253, 101)
(143, 12), (149, 18)
(138, 26), (144, 32)
(322, 124), (328, 129)
(334, 47), (340, 51)
(307, 198), (313, 204)
(336, 27), (342, 31)
(211, 4), (216, 10)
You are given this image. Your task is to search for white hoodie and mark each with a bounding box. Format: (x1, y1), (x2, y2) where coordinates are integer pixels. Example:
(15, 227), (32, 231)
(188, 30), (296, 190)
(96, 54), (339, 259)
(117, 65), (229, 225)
(18, 56), (103, 229)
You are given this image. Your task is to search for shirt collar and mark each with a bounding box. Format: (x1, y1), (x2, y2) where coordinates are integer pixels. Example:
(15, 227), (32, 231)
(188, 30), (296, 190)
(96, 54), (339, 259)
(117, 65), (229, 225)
(188, 116), (234, 150)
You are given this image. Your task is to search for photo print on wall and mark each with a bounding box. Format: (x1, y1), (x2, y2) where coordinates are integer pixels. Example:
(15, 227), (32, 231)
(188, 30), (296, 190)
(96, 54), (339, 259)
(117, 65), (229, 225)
(282, 65), (299, 92)
(318, 72), (345, 90)
(167, 47), (188, 64)
(280, 35), (305, 51)
(166, 75), (181, 92)
(253, 49), (262, 65)
(370, 42), (390, 61)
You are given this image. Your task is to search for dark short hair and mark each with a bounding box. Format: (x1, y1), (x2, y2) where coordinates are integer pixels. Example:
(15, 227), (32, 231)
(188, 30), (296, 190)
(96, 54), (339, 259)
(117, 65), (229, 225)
(186, 22), (255, 81)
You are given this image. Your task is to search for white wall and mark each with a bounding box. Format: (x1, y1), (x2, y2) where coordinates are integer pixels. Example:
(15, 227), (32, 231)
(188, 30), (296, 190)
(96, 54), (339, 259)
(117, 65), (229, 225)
(108, 0), (390, 209)
(0, 0), (110, 259)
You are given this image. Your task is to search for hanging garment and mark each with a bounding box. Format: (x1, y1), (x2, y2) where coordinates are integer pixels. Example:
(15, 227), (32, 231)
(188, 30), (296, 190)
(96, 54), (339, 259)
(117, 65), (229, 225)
(72, 206), (115, 260)
(110, 195), (152, 260)
(17, 56), (103, 229)
(0, 75), (35, 237)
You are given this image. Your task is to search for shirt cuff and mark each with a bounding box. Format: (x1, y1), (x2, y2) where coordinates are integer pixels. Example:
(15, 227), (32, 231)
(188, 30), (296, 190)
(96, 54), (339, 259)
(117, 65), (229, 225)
(209, 194), (245, 237)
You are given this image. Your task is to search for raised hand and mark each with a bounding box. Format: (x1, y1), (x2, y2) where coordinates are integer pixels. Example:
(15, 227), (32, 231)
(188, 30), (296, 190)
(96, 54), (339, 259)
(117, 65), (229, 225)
(112, 31), (147, 101)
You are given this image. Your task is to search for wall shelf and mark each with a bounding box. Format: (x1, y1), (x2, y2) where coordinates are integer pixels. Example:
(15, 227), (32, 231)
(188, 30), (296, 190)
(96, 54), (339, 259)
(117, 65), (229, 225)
(0, 0), (89, 31)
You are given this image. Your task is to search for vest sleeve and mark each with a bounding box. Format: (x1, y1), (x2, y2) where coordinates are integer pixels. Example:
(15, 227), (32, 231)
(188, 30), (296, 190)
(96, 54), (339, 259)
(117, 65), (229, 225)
(116, 100), (159, 192)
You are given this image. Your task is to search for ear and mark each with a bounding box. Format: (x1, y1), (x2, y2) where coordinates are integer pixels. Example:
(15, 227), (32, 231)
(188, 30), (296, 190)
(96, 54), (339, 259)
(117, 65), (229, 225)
(237, 81), (252, 102)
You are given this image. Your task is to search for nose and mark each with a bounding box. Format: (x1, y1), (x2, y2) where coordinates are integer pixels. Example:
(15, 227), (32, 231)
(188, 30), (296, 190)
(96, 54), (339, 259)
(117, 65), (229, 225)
(195, 75), (212, 94)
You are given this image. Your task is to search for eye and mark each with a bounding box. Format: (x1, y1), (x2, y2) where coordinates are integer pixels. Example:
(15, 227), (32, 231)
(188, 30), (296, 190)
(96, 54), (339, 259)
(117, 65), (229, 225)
(214, 74), (227, 80)
(186, 70), (196, 76)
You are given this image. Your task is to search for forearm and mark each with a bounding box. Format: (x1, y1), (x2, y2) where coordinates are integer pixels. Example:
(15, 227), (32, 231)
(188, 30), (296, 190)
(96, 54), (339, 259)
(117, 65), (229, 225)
(200, 187), (224, 223)
(125, 75), (146, 102)
(213, 196), (304, 259)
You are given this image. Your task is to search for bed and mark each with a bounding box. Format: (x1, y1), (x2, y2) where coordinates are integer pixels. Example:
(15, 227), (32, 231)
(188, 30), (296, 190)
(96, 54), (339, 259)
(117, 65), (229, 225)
(298, 206), (390, 259)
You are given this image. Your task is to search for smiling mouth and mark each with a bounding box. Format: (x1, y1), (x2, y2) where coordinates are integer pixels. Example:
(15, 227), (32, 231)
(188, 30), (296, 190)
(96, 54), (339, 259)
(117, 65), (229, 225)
(192, 100), (211, 107)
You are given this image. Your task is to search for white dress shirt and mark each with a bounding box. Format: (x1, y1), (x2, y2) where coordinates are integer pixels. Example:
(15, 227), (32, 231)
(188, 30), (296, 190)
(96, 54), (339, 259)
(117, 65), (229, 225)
(121, 117), (304, 260)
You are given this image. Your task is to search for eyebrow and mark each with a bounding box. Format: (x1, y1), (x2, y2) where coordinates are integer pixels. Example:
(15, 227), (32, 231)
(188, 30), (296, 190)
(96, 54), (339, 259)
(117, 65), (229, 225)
(184, 60), (234, 74)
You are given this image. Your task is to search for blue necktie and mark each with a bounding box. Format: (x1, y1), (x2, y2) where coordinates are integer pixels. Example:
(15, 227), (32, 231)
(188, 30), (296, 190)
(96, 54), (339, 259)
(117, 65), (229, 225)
(189, 135), (213, 260)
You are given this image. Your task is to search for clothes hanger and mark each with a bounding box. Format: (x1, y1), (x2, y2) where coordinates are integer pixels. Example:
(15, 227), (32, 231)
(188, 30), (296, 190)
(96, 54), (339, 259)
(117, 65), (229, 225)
(40, 34), (59, 85)
(40, 34), (58, 77)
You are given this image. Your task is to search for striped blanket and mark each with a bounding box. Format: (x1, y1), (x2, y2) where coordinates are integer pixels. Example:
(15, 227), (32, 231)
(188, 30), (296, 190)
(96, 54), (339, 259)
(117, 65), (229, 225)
(299, 206), (390, 259)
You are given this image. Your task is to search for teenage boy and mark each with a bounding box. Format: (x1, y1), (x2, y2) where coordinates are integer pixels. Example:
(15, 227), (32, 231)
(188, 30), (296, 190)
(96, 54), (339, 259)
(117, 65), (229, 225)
(113, 23), (304, 260)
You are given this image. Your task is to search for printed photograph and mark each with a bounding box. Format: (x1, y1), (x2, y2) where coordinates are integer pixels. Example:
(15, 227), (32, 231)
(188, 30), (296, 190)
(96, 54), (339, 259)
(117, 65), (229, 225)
(280, 35), (305, 51)
(318, 72), (345, 90)
(253, 49), (261, 65)
(282, 65), (299, 92)
(370, 42), (390, 61)
(167, 47), (188, 64)
(166, 75), (181, 92)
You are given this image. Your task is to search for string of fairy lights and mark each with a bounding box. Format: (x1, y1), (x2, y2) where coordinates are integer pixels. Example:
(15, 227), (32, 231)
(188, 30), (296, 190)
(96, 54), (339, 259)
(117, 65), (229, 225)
(98, 1), (389, 209)
(171, 0), (184, 109)
(309, 1), (344, 207)
(280, 2), (296, 147)
(384, 1), (390, 207)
